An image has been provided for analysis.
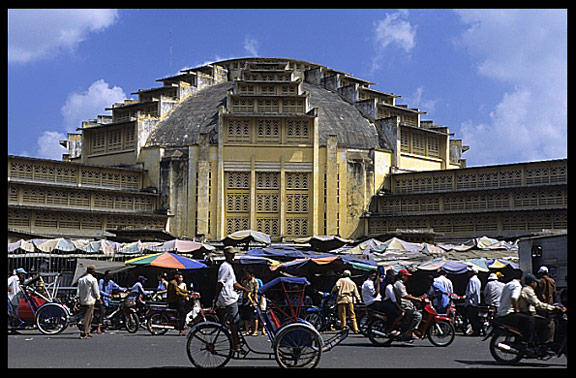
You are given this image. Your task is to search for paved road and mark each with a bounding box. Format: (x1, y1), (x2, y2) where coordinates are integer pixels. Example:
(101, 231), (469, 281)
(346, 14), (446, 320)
(8, 328), (567, 369)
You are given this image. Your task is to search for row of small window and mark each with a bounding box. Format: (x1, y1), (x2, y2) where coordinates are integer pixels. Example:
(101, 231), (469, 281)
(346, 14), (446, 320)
(400, 130), (441, 157)
(393, 166), (567, 193)
(226, 118), (310, 143)
(9, 161), (141, 190)
(226, 171), (309, 189)
(226, 217), (309, 237)
(89, 126), (135, 155)
(226, 193), (309, 213)
(8, 209), (165, 230)
(230, 97), (306, 113)
(368, 211), (567, 234)
(375, 190), (566, 214)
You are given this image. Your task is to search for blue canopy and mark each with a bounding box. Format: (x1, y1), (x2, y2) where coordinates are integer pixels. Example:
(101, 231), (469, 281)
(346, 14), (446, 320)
(247, 246), (309, 260)
(258, 276), (310, 294)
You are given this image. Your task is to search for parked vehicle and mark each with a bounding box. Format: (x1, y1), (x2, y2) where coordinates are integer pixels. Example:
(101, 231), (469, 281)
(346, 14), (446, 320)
(147, 291), (217, 335)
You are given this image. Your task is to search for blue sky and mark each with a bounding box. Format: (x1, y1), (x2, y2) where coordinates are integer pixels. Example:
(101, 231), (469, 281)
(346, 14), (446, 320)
(8, 9), (567, 166)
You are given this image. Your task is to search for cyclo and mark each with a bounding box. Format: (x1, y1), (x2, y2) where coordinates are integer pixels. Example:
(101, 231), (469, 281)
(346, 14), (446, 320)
(185, 276), (348, 368)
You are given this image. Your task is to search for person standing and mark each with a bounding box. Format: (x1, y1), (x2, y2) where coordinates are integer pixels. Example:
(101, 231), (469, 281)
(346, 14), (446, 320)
(463, 267), (482, 336)
(483, 273), (504, 308)
(167, 271), (191, 336)
(535, 266), (557, 305)
(77, 265), (102, 339)
(331, 270), (362, 333)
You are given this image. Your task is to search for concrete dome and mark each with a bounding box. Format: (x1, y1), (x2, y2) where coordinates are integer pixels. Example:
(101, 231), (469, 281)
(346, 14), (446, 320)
(144, 71), (390, 150)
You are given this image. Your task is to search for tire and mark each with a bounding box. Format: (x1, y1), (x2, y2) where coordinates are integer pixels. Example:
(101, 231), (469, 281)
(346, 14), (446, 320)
(489, 333), (524, 365)
(427, 320), (455, 347)
(302, 312), (324, 332)
(366, 318), (393, 346)
(147, 312), (170, 335)
(125, 312), (139, 333)
(35, 303), (69, 335)
(186, 322), (233, 368)
(274, 322), (322, 368)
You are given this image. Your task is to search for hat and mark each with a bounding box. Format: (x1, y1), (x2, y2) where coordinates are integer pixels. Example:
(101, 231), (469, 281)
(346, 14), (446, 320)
(524, 273), (540, 285)
(343, 270), (351, 277)
(137, 275), (148, 281)
(538, 266), (549, 274)
(398, 268), (412, 277)
(488, 273), (498, 281)
(15, 268), (27, 274)
(86, 265), (96, 274)
(223, 246), (236, 254)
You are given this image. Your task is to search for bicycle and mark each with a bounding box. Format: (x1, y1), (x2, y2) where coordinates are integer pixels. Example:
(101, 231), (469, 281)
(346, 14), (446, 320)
(185, 276), (348, 368)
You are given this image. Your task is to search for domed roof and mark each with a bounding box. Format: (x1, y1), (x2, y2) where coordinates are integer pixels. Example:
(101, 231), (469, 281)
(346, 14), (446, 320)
(145, 71), (389, 150)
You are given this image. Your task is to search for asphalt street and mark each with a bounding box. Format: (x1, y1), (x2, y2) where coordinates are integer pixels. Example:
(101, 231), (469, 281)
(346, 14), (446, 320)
(7, 327), (567, 369)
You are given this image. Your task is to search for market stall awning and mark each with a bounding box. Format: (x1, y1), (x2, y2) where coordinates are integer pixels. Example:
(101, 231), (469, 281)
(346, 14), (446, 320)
(222, 230), (271, 245)
(144, 238), (215, 254)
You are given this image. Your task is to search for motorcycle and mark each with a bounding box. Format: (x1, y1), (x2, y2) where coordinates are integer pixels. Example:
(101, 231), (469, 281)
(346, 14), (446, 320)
(88, 293), (139, 333)
(485, 306), (567, 365)
(449, 294), (496, 336)
(146, 291), (218, 335)
(367, 295), (455, 347)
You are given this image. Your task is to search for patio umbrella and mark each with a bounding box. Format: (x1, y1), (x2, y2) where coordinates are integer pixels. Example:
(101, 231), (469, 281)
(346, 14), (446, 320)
(125, 252), (207, 270)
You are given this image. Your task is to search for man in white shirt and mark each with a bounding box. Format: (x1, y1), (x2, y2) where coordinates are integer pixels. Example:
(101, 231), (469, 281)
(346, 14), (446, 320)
(361, 271), (384, 312)
(464, 267), (482, 336)
(77, 265), (102, 339)
(214, 246), (249, 352)
(496, 270), (534, 342)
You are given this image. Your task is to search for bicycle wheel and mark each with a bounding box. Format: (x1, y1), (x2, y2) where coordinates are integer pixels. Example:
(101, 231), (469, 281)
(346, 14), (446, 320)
(274, 322), (322, 369)
(186, 322), (233, 368)
(147, 312), (170, 335)
(35, 303), (69, 335)
(427, 320), (455, 347)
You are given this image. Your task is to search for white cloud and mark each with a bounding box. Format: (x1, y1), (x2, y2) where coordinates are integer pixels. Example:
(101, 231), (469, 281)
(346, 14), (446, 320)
(374, 10), (417, 53)
(8, 9), (118, 63)
(455, 9), (567, 165)
(61, 79), (127, 132)
(405, 87), (437, 114)
(33, 79), (126, 160)
(243, 35), (261, 57)
(370, 10), (417, 73)
(36, 131), (68, 160)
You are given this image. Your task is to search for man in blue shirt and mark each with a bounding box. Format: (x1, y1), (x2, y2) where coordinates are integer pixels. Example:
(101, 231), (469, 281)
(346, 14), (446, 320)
(97, 270), (127, 333)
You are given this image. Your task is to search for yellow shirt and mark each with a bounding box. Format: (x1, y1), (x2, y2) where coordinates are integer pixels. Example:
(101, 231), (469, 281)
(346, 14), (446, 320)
(332, 277), (360, 304)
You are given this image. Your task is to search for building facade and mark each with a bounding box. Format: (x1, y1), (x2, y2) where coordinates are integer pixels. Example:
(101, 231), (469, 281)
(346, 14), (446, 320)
(365, 158), (567, 241)
(12, 57), (563, 244)
(51, 57), (467, 242)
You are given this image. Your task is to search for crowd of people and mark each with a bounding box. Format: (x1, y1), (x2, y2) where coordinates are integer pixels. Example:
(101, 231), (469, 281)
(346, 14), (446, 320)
(8, 245), (567, 350)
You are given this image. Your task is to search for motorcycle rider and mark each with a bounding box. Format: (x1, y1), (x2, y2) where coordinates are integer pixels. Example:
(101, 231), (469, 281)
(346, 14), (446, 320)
(393, 268), (422, 340)
(97, 270), (127, 333)
(496, 269), (534, 344)
(518, 273), (564, 347)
